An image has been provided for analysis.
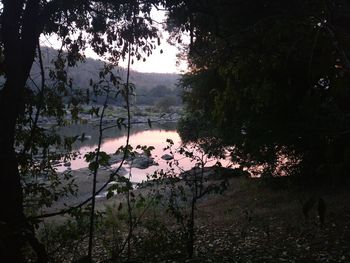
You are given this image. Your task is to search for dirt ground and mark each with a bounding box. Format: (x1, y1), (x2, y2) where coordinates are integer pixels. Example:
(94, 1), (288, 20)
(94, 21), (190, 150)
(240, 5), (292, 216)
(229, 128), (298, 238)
(186, 176), (350, 262)
(42, 171), (350, 262)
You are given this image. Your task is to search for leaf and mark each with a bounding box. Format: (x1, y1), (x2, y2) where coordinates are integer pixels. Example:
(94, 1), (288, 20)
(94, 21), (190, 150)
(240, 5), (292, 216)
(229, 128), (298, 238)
(116, 117), (125, 130)
(106, 191), (114, 199)
(98, 151), (110, 166)
(84, 152), (96, 162)
(88, 161), (99, 171)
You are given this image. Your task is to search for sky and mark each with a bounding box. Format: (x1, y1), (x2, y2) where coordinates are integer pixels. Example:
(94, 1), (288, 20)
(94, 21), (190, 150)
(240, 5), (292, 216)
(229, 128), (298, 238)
(40, 8), (188, 74)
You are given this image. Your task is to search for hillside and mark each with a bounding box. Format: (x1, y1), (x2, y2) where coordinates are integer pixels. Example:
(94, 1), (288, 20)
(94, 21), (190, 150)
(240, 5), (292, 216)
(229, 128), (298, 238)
(28, 47), (181, 106)
(34, 46), (180, 89)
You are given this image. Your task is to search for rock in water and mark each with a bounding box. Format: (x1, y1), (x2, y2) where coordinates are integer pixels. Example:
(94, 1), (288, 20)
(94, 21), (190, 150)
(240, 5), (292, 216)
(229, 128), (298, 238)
(132, 156), (157, 169)
(161, 154), (173, 160)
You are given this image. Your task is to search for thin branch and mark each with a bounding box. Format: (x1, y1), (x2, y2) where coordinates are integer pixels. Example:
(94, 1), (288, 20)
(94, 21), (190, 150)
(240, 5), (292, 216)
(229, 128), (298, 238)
(87, 84), (110, 259)
(151, 4), (167, 12)
(114, 197), (155, 260)
(21, 43), (46, 156)
(30, 18), (136, 222)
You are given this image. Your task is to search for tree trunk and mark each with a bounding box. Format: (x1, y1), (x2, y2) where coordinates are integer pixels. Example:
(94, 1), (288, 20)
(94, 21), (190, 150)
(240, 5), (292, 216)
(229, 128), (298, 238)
(0, 79), (26, 262)
(0, 1), (41, 260)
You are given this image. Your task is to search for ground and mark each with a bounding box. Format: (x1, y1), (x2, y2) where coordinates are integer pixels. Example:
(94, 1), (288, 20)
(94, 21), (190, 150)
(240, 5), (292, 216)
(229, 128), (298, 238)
(41, 175), (350, 262)
(188, 176), (350, 263)
(130, 176), (350, 262)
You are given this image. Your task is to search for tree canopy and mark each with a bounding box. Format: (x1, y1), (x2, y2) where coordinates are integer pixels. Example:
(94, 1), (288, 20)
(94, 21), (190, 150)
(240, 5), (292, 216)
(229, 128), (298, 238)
(170, 0), (350, 179)
(0, 0), (164, 261)
(2, 0), (350, 261)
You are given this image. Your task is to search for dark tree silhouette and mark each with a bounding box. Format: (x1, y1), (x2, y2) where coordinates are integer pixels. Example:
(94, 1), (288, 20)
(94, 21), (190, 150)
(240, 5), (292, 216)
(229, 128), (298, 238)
(168, 0), (350, 180)
(0, 0), (161, 260)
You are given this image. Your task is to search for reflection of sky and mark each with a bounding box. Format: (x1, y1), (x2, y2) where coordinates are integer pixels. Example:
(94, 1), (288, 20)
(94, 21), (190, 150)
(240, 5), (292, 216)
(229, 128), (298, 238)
(60, 129), (232, 183)
(59, 129), (181, 175)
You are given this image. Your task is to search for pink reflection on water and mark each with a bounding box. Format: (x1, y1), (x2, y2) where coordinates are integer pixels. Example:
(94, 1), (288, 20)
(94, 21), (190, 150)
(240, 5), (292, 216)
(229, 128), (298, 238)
(60, 129), (232, 183)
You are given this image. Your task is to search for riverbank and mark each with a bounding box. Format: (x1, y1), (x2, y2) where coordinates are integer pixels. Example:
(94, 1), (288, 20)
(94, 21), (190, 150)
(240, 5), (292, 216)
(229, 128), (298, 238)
(126, 176), (350, 262)
(189, 176), (350, 262)
(42, 170), (350, 262)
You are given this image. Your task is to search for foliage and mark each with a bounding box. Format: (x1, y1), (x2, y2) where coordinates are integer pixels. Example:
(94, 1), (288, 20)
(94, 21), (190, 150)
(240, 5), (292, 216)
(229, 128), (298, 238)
(147, 140), (228, 258)
(155, 94), (179, 112)
(137, 85), (182, 106)
(39, 207), (95, 262)
(0, 0), (169, 260)
(28, 47), (181, 106)
(170, 0), (350, 179)
(132, 219), (188, 262)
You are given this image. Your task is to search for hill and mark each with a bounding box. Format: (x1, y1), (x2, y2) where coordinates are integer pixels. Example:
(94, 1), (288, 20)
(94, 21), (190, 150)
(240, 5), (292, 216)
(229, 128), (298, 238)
(29, 47), (181, 106)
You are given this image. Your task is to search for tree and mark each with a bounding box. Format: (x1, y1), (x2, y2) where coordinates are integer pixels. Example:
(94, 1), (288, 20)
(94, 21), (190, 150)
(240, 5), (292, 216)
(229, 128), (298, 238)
(168, 0), (350, 180)
(155, 95), (178, 112)
(0, 0), (162, 260)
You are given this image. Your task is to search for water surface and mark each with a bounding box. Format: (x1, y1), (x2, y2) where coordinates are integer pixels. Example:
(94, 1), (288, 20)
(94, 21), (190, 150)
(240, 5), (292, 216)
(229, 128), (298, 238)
(59, 123), (231, 183)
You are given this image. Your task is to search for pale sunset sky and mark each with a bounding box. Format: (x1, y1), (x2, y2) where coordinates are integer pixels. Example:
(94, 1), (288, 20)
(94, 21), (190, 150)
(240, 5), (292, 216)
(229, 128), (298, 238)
(40, 8), (188, 74)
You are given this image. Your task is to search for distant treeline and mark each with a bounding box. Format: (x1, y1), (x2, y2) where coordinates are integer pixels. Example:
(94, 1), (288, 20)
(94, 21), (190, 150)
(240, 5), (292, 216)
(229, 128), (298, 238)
(28, 46), (182, 106)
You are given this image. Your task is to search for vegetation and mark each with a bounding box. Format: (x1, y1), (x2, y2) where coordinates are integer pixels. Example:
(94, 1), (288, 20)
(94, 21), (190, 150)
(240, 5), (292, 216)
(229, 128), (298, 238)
(0, 0), (162, 261)
(30, 47), (181, 106)
(173, 0), (350, 182)
(0, 0), (350, 262)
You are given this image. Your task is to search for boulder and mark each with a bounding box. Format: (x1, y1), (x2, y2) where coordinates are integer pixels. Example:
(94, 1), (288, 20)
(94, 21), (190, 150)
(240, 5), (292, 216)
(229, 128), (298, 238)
(161, 154), (173, 161)
(114, 166), (128, 176)
(181, 167), (249, 181)
(132, 156), (157, 169)
(108, 154), (124, 165)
